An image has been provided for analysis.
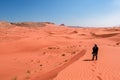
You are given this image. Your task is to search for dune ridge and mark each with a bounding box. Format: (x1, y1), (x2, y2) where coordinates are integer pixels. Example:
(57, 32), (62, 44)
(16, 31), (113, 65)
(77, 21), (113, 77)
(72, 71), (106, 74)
(31, 50), (86, 80)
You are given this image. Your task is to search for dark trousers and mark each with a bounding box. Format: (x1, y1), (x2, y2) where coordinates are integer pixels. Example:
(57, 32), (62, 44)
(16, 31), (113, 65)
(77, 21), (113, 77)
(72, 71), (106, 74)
(92, 54), (98, 60)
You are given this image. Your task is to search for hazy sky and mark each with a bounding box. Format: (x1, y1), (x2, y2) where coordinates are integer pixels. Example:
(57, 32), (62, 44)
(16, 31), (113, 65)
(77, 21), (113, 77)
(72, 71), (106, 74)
(0, 0), (120, 27)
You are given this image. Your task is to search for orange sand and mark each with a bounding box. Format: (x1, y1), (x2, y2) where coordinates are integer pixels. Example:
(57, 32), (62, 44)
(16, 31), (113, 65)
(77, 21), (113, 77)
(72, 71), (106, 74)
(0, 22), (120, 80)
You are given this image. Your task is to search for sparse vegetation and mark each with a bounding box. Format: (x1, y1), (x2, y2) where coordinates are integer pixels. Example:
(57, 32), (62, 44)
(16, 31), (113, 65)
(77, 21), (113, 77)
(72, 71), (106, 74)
(57, 47), (60, 49)
(26, 70), (31, 74)
(60, 24), (65, 26)
(48, 32), (54, 35)
(40, 64), (43, 66)
(62, 54), (66, 56)
(80, 34), (86, 36)
(48, 47), (58, 49)
(73, 30), (78, 33)
(72, 51), (76, 54)
(116, 42), (120, 45)
(48, 47), (53, 49)
(70, 30), (78, 34)
(64, 60), (68, 62)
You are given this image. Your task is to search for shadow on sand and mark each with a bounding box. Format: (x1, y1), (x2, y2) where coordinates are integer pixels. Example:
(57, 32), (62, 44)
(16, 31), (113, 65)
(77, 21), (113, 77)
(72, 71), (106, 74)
(83, 59), (93, 61)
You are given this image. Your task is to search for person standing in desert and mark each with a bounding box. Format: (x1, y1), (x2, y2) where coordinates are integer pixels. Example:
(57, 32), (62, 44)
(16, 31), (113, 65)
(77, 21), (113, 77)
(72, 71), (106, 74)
(92, 44), (99, 60)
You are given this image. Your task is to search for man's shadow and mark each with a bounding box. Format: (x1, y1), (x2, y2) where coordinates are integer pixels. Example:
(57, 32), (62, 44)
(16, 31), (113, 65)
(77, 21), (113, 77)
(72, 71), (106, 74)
(83, 59), (93, 61)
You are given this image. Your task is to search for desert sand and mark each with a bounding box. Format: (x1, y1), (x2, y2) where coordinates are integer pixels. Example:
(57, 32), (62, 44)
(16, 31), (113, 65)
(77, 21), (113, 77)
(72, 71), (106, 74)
(0, 21), (120, 80)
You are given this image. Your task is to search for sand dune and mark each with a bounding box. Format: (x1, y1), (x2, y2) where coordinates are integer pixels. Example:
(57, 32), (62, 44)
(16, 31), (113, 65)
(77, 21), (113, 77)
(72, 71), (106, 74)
(0, 22), (120, 80)
(91, 32), (119, 38)
(11, 22), (55, 27)
(31, 50), (86, 80)
(54, 40), (120, 80)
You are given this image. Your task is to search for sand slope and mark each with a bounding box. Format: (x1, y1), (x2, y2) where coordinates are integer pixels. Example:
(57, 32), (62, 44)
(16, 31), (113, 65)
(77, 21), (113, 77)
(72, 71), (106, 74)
(54, 39), (120, 80)
(0, 22), (120, 80)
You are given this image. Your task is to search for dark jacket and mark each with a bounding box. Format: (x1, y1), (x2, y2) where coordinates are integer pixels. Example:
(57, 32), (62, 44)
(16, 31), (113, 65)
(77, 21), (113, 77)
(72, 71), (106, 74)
(92, 45), (98, 55)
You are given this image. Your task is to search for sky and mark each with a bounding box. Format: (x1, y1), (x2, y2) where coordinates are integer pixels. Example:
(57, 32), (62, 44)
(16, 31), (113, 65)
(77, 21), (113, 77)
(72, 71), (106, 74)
(0, 0), (120, 27)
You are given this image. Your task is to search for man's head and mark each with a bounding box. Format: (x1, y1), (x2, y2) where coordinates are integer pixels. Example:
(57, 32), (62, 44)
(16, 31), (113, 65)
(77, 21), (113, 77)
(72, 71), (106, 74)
(94, 44), (97, 47)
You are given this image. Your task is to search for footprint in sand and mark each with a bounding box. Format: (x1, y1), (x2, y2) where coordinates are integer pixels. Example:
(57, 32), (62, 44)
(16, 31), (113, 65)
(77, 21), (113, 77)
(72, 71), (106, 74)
(30, 59), (34, 62)
(79, 45), (81, 47)
(25, 76), (31, 80)
(43, 52), (46, 55)
(36, 60), (40, 63)
(91, 62), (103, 80)
(91, 69), (95, 72)
(96, 76), (103, 80)
(93, 61), (97, 64)
(91, 64), (96, 68)
(11, 76), (18, 80)
(91, 62), (97, 72)
(67, 46), (69, 48)
(34, 70), (37, 73)
(13, 58), (17, 61)
(59, 63), (62, 65)
(91, 62), (97, 68)
(91, 64), (95, 67)
(98, 73), (102, 75)
(25, 63), (28, 65)
(94, 66), (97, 69)
(73, 45), (75, 47)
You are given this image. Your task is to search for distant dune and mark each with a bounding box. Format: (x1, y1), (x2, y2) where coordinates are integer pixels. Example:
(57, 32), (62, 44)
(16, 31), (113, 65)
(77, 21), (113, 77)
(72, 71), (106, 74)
(0, 21), (120, 80)
(0, 21), (13, 27)
(0, 21), (55, 27)
(11, 22), (55, 27)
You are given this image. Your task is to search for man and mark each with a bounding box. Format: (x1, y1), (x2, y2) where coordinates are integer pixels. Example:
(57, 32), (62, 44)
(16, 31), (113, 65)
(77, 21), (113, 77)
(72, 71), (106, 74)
(92, 44), (99, 60)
